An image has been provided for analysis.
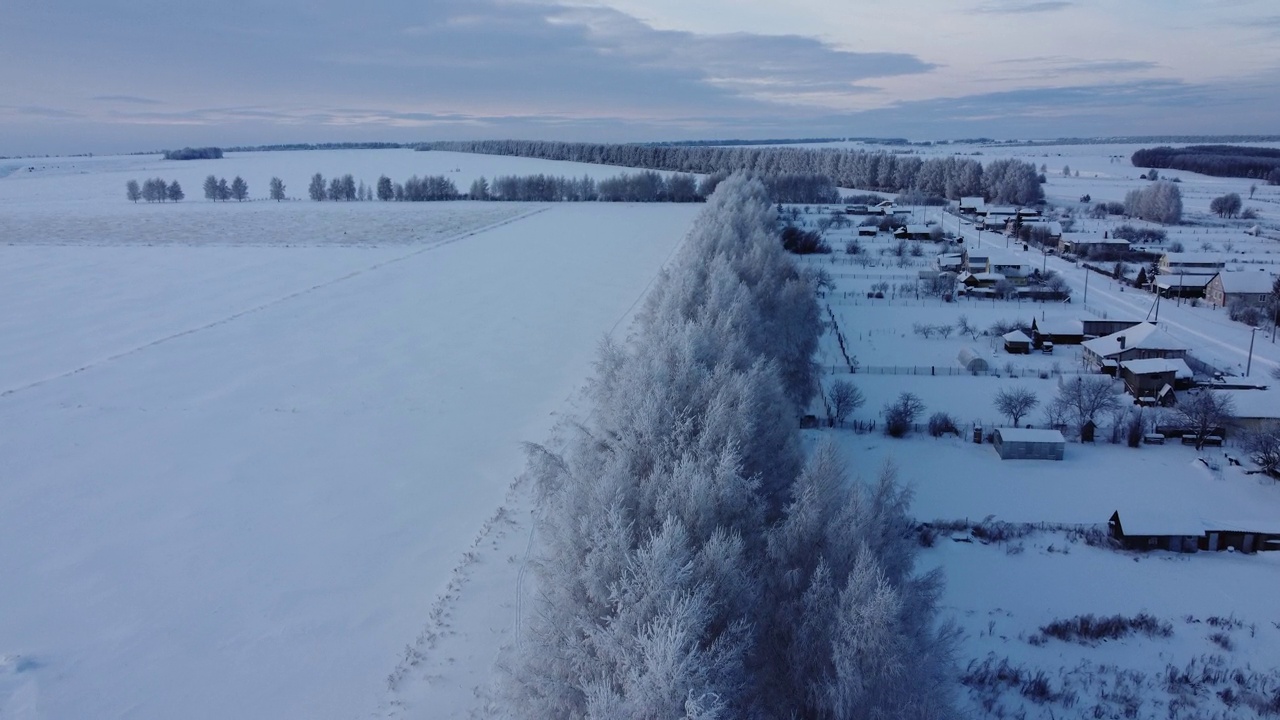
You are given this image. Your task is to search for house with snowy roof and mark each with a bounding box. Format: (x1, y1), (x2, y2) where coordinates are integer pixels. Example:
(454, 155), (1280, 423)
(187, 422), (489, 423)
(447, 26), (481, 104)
(1081, 322), (1189, 372)
(1204, 271), (1276, 308)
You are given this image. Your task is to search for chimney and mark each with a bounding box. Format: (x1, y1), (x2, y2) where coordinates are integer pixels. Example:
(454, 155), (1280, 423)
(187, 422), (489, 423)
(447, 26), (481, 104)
(1118, 335), (1127, 350)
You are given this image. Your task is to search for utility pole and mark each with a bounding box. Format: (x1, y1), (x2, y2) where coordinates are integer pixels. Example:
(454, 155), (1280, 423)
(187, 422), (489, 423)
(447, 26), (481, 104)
(1247, 326), (1258, 376)
(1083, 266), (1090, 305)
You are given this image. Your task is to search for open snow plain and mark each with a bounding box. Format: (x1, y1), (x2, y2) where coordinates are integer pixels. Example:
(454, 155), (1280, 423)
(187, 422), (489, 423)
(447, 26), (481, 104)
(0, 153), (701, 719)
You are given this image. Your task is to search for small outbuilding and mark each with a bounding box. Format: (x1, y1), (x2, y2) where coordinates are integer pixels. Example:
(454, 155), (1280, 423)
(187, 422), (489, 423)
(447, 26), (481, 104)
(992, 428), (1065, 460)
(1002, 330), (1032, 354)
(957, 347), (989, 373)
(1109, 510), (1280, 553)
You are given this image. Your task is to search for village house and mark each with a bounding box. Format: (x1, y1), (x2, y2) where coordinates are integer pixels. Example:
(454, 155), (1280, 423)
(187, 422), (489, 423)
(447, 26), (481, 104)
(963, 251), (990, 273)
(1153, 274), (1213, 299)
(1081, 322), (1189, 371)
(989, 262), (1031, 285)
(1057, 234), (1131, 258)
(1204, 271), (1277, 308)
(1030, 316), (1084, 346)
(960, 271), (1005, 289)
(1081, 318), (1143, 338)
(894, 224), (935, 241)
(958, 196), (986, 215)
(1118, 357), (1192, 404)
(1159, 252), (1226, 276)
(1213, 388), (1280, 434)
(936, 252), (964, 272)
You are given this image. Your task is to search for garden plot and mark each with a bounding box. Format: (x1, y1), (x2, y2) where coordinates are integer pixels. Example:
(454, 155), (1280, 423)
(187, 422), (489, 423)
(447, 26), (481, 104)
(813, 428), (1278, 526)
(933, 533), (1280, 720)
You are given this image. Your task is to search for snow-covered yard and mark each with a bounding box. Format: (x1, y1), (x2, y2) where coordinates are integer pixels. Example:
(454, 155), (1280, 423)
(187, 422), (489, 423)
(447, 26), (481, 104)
(0, 158), (700, 720)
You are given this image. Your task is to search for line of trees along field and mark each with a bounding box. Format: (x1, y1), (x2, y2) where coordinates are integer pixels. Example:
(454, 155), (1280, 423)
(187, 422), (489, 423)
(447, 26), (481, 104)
(501, 174), (955, 719)
(1131, 145), (1280, 183)
(126, 178), (183, 202)
(424, 139), (1045, 205)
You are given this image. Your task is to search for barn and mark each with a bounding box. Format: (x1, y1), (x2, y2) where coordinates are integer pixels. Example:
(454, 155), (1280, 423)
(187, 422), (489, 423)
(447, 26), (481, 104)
(992, 428), (1065, 460)
(1109, 511), (1280, 553)
(957, 347), (989, 373)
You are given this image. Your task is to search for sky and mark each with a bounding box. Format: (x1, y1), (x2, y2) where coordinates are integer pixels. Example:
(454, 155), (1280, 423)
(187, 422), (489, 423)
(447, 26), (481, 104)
(3, 0), (1280, 155)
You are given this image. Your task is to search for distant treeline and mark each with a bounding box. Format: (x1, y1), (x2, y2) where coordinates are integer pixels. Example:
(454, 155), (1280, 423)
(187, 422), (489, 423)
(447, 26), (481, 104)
(300, 169), (840, 204)
(1131, 145), (1280, 183)
(225, 142), (408, 153)
(421, 139), (1045, 204)
(163, 147), (223, 161)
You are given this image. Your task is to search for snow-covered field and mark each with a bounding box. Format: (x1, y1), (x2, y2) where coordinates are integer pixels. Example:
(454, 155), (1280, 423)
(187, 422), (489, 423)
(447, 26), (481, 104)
(0, 151), (701, 719)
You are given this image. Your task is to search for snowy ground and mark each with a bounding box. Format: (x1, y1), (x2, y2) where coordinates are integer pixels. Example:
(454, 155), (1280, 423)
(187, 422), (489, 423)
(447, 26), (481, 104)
(0, 152), (700, 720)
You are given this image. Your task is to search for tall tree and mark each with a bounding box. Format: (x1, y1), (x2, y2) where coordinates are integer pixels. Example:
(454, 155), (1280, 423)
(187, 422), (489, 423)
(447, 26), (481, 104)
(308, 173), (326, 201)
(166, 180), (184, 202)
(376, 175), (393, 201)
(230, 176), (248, 201)
(203, 175), (220, 201)
(269, 177), (285, 202)
(126, 179), (141, 203)
(217, 177), (231, 201)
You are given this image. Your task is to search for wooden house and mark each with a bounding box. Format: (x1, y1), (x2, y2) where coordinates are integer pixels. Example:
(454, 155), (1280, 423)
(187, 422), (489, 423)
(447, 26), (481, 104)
(1031, 317), (1084, 346)
(1118, 358), (1191, 404)
(1081, 323), (1188, 371)
(1204, 271), (1276, 308)
(1081, 318), (1143, 338)
(1159, 252), (1225, 276)
(1153, 274), (1212, 299)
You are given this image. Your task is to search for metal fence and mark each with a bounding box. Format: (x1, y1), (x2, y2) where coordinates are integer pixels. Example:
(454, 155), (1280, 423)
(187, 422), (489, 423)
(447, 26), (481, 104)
(820, 364), (1091, 378)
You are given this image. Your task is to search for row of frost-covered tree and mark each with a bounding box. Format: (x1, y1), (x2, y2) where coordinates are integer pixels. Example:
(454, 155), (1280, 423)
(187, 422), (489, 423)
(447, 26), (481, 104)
(424, 139), (1045, 205)
(500, 174), (955, 719)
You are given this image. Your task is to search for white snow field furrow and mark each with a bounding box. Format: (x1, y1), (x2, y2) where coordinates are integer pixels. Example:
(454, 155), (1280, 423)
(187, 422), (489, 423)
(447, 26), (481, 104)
(0, 201), (698, 720)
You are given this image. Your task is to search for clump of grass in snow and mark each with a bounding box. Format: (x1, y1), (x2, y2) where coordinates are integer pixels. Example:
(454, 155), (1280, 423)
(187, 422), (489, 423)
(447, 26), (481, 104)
(1031, 613), (1173, 646)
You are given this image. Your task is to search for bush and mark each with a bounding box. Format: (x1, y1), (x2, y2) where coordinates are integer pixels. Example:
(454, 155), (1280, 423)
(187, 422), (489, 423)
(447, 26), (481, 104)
(779, 225), (831, 254)
(927, 412), (958, 437)
(884, 392), (926, 438)
(1111, 224), (1166, 243)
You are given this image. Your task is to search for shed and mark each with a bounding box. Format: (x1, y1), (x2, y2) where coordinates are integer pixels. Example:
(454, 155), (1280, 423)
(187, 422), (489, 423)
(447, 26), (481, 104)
(992, 428), (1065, 460)
(957, 347), (989, 373)
(1002, 330), (1032, 354)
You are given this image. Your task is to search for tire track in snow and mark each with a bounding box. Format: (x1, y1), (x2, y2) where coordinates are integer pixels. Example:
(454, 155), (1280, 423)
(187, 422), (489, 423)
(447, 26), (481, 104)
(0, 207), (548, 401)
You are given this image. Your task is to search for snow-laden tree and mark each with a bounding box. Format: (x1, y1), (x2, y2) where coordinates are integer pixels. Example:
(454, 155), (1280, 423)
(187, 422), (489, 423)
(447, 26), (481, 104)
(126, 179), (141, 203)
(268, 177), (285, 202)
(501, 174), (955, 719)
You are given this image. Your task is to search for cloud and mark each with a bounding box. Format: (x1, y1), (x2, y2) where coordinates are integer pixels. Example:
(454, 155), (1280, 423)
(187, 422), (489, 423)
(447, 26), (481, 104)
(90, 95), (162, 105)
(975, 1), (1072, 14)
